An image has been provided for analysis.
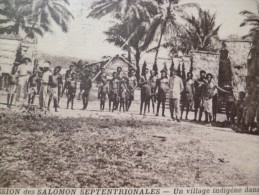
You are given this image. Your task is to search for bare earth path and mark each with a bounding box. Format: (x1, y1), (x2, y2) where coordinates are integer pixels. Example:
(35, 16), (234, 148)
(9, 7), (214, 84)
(0, 93), (259, 187)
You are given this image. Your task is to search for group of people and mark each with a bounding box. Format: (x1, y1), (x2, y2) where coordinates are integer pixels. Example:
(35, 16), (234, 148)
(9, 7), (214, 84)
(3, 57), (243, 125)
(137, 67), (231, 123)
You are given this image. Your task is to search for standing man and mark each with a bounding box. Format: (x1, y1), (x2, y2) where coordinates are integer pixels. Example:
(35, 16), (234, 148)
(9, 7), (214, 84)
(156, 70), (169, 117)
(139, 68), (151, 115)
(80, 70), (92, 110)
(201, 73), (231, 124)
(149, 70), (158, 114)
(169, 68), (184, 122)
(39, 61), (52, 109)
(194, 70), (207, 121)
(48, 66), (61, 112)
(181, 72), (195, 120)
(126, 69), (137, 111)
(16, 57), (32, 103)
(62, 65), (75, 96)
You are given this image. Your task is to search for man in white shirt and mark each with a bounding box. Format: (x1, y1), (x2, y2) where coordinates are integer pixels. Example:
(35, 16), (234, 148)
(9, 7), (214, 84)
(16, 57), (32, 103)
(169, 68), (184, 122)
(39, 61), (52, 109)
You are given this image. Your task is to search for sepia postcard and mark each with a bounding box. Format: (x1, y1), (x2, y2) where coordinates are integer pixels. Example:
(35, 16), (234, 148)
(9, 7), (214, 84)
(0, 0), (259, 194)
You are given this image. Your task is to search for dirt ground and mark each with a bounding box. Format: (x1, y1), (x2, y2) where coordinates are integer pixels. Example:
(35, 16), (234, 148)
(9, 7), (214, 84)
(0, 92), (259, 188)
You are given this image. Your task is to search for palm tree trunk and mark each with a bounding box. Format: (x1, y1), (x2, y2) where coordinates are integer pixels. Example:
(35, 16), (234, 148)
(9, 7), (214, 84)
(128, 49), (132, 63)
(154, 22), (166, 64)
(135, 48), (141, 81)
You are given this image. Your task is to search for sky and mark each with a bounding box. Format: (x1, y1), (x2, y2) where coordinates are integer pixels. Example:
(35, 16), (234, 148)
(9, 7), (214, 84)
(37, 0), (259, 61)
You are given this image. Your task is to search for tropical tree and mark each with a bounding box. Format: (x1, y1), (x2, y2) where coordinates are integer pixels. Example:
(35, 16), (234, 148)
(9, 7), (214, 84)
(240, 2), (259, 39)
(0, 0), (43, 37)
(180, 8), (221, 51)
(141, 0), (200, 64)
(0, 0), (73, 38)
(25, 0), (74, 33)
(104, 19), (149, 80)
(71, 60), (88, 80)
(88, 0), (160, 79)
(88, 0), (158, 21)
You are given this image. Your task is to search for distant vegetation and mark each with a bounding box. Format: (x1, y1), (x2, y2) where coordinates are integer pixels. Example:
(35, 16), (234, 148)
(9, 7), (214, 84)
(39, 53), (94, 70)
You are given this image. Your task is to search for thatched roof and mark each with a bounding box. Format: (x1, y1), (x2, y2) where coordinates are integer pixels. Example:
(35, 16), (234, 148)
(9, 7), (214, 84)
(91, 55), (136, 81)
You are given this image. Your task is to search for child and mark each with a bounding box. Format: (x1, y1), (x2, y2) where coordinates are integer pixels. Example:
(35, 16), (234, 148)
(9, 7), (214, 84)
(119, 77), (128, 112)
(6, 66), (18, 108)
(67, 72), (77, 109)
(99, 79), (109, 111)
(48, 67), (62, 112)
(28, 69), (39, 104)
(80, 71), (92, 110)
(109, 72), (120, 112)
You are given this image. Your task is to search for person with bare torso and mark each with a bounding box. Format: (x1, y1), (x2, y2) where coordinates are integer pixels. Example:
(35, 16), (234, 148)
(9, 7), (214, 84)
(156, 70), (169, 117)
(80, 70), (92, 110)
(126, 69), (137, 111)
(48, 66), (62, 112)
(194, 70), (207, 121)
(66, 73), (77, 110)
(201, 73), (230, 124)
(6, 65), (18, 108)
(149, 70), (158, 114)
(139, 68), (151, 115)
(181, 72), (195, 120)
(109, 72), (120, 111)
(28, 69), (39, 104)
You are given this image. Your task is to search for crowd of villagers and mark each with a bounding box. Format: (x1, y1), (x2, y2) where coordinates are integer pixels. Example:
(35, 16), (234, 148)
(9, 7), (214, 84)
(0, 56), (256, 129)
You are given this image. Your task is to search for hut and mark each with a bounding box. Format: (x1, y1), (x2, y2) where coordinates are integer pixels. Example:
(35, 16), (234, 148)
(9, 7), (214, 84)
(0, 35), (37, 89)
(91, 55), (136, 81)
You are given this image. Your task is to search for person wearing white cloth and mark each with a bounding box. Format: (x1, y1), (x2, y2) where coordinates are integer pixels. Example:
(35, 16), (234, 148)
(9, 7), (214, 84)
(15, 57), (32, 103)
(168, 68), (184, 122)
(39, 61), (52, 109)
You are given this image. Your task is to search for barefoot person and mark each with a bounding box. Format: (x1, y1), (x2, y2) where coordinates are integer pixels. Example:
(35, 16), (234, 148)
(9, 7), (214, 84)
(156, 70), (169, 117)
(139, 68), (151, 115)
(66, 72), (77, 110)
(169, 68), (184, 122)
(28, 69), (39, 105)
(6, 65), (18, 108)
(16, 57), (32, 103)
(97, 67), (107, 99)
(109, 72), (120, 111)
(80, 71), (92, 110)
(62, 65), (75, 96)
(47, 66), (62, 112)
(126, 69), (137, 111)
(201, 73), (231, 124)
(99, 79), (109, 111)
(149, 70), (158, 114)
(119, 77), (128, 112)
(181, 72), (195, 120)
(39, 61), (52, 109)
(194, 70), (207, 121)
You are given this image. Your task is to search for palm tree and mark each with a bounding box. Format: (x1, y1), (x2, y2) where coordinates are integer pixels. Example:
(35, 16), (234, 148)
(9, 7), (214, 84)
(141, 0), (199, 64)
(105, 18), (150, 80)
(0, 0), (73, 38)
(23, 0), (74, 33)
(88, 0), (158, 21)
(240, 2), (259, 39)
(180, 9), (221, 51)
(0, 0), (43, 38)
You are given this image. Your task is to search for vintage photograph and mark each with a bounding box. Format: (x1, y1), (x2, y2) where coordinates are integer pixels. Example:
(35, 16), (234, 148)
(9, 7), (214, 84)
(0, 0), (259, 189)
